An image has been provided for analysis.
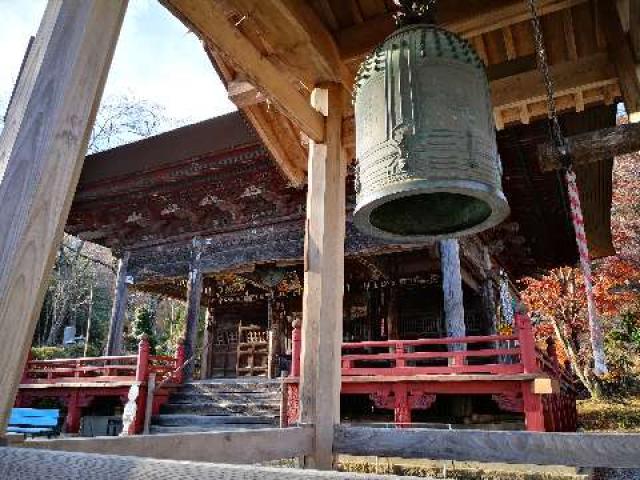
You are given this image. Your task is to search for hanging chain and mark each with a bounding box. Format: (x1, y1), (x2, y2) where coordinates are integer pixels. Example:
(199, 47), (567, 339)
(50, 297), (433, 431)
(394, 0), (438, 26)
(527, 0), (568, 158)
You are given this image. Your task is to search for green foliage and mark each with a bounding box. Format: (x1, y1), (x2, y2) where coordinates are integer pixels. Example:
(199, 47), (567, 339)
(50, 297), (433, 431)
(31, 343), (100, 360)
(128, 305), (157, 353)
(155, 301), (186, 356)
(601, 310), (640, 394)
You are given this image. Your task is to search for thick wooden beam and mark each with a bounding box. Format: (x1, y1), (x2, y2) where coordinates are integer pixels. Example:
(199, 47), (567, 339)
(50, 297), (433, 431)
(0, 0), (126, 433)
(105, 251), (130, 356)
(631, 0), (640, 62)
(299, 84), (345, 470)
(599, 0), (640, 117)
(337, 0), (588, 64)
(491, 53), (617, 109)
(25, 426), (313, 465)
(182, 238), (203, 380)
(231, 0), (352, 89)
(161, 0), (325, 143)
(538, 122), (640, 171)
(334, 426), (640, 468)
(227, 80), (265, 109)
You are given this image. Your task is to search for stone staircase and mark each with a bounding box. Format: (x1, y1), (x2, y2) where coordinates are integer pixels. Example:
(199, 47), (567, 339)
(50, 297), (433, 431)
(150, 378), (281, 434)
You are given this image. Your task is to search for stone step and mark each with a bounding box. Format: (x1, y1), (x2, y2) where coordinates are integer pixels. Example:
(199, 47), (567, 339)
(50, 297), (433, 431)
(152, 414), (276, 427)
(179, 383), (280, 394)
(160, 402), (281, 416)
(170, 392), (280, 404)
(149, 423), (277, 434)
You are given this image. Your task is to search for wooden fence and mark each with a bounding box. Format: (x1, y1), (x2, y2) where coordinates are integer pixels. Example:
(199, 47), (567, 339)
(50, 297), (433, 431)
(21, 423), (640, 469)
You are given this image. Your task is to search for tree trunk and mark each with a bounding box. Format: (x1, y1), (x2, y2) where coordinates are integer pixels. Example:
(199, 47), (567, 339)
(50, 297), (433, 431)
(550, 316), (602, 398)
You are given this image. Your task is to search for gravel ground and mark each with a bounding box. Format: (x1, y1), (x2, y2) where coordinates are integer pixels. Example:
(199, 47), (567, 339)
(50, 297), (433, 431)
(594, 469), (640, 480)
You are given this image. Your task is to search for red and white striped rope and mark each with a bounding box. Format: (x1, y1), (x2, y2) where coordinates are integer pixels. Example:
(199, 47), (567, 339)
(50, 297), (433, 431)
(565, 169), (607, 375)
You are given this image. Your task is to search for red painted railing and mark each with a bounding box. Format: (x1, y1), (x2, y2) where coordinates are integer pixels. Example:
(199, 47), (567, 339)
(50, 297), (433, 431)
(340, 335), (523, 376)
(289, 312), (575, 381)
(21, 336), (185, 386)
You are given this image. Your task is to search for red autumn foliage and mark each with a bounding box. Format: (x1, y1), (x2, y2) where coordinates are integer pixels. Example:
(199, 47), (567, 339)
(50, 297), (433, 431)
(520, 145), (640, 395)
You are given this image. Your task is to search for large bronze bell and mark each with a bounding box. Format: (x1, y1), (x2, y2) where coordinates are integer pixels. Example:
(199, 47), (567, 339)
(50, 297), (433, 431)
(353, 24), (509, 241)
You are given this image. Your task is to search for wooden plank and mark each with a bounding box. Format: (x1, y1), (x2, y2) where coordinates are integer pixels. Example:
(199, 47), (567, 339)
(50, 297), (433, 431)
(491, 53), (617, 109)
(337, 0), (588, 63)
(538, 122), (640, 171)
(105, 252), (130, 356)
(299, 84), (346, 470)
(231, 0), (352, 88)
(562, 9), (578, 61)
(161, 0), (325, 143)
(631, 0), (640, 62)
(1, 446), (421, 480)
(502, 27), (517, 61)
(26, 426), (313, 465)
(598, 0), (640, 116)
(243, 104), (307, 186)
(0, 0), (126, 433)
(334, 426), (640, 468)
(227, 80), (265, 108)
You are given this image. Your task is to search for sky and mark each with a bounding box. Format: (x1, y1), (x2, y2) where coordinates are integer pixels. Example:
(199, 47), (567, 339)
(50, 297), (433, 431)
(0, 0), (236, 128)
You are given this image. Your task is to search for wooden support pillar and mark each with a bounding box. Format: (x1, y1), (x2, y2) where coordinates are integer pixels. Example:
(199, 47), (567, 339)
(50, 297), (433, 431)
(481, 247), (498, 335)
(599, 0), (640, 120)
(183, 239), (203, 381)
(386, 285), (399, 340)
(65, 391), (82, 434)
(631, 0), (640, 63)
(440, 239), (466, 349)
(200, 304), (215, 380)
(105, 251), (130, 356)
(0, 0), (127, 433)
(299, 83), (346, 470)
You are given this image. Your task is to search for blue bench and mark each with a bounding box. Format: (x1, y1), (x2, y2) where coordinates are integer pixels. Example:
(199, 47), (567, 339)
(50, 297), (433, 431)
(7, 408), (61, 437)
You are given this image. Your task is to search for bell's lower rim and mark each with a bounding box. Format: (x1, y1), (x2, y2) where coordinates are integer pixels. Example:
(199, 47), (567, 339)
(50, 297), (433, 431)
(353, 179), (510, 242)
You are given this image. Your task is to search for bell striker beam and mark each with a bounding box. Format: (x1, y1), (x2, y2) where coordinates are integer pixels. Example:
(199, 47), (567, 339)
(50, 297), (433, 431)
(0, 0), (126, 433)
(299, 84), (346, 470)
(183, 238), (203, 381)
(440, 239), (466, 351)
(105, 251), (131, 356)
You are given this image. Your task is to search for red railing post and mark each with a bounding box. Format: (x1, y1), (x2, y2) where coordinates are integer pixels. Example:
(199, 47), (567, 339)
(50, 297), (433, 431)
(174, 338), (186, 384)
(395, 343), (406, 368)
(136, 335), (151, 383)
(290, 325), (301, 377)
(515, 312), (538, 374)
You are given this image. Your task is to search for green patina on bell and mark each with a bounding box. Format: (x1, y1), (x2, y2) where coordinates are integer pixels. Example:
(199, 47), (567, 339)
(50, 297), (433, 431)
(353, 22), (510, 241)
